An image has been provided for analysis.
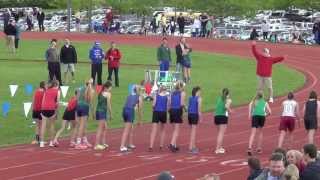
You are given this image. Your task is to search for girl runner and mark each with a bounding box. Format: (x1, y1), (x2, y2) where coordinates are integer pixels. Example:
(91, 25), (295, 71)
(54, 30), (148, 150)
(247, 92), (271, 155)
(188, 86), (202, 154)
(303, 91), (320, 144)
(214, 88), (232, 154)
(120, 85), (143, 152)
(94, 81), (112, 150)
(168, 81), (186, 152)
(53, 91), (78, 147)
(182, 43), (192, 83)
(31, 81), (46, 144)
(75, 78), (94, 149)
(277, 92), (300, 148)
(40, 80), (60, 148)
(149, 86), (169, 152)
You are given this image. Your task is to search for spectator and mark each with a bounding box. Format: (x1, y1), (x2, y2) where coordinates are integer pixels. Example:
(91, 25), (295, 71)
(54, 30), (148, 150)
(169, 17), (176, 36)
(15, 21), (22, 51)
(26, 12), (33, 31)
(75, 16), (80, 32)
(177, 13), (185, 35)
(200, 13), (209, 37)
(251, 41), (285, 103)
(312, 21), (320, 44)
(175, 37), (187, 76)
(3, 9), (11, 30)
(261, 21), (269, 41)
(160, 13), (167, 36)
(105, 7), (113, 33)
(247, 157), (262, 180)
(192, 17), (201, 37)
(60, 39), (78, 84)
(250, 28), (259, 40)
(255, 153), (286, 180)
(157, 171), (175, 180)
(273, 148), (288, 166)
(283, 164), (299, 180)
(37, 9), (45, 31)
(105, 42), (122, 87)
(46, 39), (62, 85)
(270, 32), (278, 43)
(4, 20), (17, 54)
(286, 150), (306, 175)
(157, 37), (171, 78)
(300, 144), (320, 180)
(206, 16), (213, 38)
(89, 42), (104, 85)
(150, 16), (157, 33)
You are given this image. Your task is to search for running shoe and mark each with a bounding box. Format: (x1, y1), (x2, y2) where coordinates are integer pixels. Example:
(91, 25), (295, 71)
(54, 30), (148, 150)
(127, 144), (136, 149)
(247, 148), (253, 156)
(102, 144), (109, 148)
(94, 144), (106, 150)
(189, 148), (199, 154)
(120, 146), (128, 152)
(75, 144), (88, 150)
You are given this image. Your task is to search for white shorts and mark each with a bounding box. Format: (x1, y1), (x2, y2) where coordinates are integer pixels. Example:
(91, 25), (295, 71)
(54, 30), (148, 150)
(62, 63), (75, 73)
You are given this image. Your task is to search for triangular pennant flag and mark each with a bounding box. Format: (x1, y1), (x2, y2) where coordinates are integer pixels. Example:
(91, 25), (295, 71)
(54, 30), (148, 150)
(9, 85), (18, 97)
(1, 102), (11, 117)
(23, 102), (32, 118)
(60, 86), (69, 99)
(96, 85), (103, 94)
(25, 84), (33, 96)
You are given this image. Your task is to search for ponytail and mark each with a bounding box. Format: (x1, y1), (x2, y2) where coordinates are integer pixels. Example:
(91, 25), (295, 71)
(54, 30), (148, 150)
(222, 88), (229, 102)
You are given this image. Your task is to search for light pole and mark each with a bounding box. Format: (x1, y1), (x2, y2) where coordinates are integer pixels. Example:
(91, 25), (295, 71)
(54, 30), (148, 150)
(67, 0), (71, 32)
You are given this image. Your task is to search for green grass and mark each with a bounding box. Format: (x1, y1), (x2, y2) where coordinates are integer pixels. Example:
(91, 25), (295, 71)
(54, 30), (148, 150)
(0, 39), (305, 147)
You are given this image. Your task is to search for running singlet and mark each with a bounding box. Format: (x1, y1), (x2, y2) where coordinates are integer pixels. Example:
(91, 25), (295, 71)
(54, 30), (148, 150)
(170, 91), (181, 109)
(252, 99), (267, 116)
(33, 88), (45, 111)
(304, 100), (317, 121)
(96, 93), (108, 112)
(188, 96), (199, 114)
(282, 100), (297, 117)
(41, 88), (58, 110)
(77, 86), (89, 106)
(124, 94), (139, 109)
(67, 96), (77, 111)
(215, 96), (228, 116)
(154, 94), (168, 112)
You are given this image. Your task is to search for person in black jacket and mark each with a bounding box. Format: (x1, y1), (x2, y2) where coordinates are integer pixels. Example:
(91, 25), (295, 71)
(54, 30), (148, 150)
(4, 20), (17, 54)
(301, 144), (320, 180)
(37, 9), (45, 31)
(60, 39), (77, 84)
(175, 37), (188, 79)
(247, 157), (262, 180)
(177, 13), (185, 35)
(250, 28), (259, 40)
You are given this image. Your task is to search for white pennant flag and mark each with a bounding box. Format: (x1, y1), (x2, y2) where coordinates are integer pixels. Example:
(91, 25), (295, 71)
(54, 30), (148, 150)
(60, 86), (69, 99)
(23, 102), (32, 118)
(9, 85), (18, 97)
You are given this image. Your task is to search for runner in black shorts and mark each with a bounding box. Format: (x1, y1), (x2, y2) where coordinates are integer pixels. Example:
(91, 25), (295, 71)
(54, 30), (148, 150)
(214, 88), (232, 154)
(247, 92), (271, 156)
(303, 91), (320, 144)
(53, 91), (78, 147)
(168, 81), (186, 152)
(149, 86), (169, 152)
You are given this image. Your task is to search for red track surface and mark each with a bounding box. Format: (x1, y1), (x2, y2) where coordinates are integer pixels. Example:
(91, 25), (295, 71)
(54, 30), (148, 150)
(0, 32), (319, 180)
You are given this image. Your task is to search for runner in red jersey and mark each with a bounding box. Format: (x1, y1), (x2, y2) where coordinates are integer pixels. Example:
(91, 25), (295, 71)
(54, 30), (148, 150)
(31, 81), (46, 145)
(40, 80), (60, 148)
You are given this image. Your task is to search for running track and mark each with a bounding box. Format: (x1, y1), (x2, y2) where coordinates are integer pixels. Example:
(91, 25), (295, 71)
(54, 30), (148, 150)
(0, 32), (319, 180)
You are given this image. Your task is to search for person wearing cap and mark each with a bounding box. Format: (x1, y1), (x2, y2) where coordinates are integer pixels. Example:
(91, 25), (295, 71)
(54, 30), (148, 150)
(251, 41), (285, 103)
(89, 42), (105, 85)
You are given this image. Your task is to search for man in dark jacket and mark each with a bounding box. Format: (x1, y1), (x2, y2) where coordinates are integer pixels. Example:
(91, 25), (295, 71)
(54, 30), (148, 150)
(301, 144), (320, 180)
(89, 42), (105, 85)
(105, 42), (121, 87)
(4, 20), (17, 54)
(37, 9), (45, 31)
(177, 13), (185, 35)
(60, 39), (78, 84)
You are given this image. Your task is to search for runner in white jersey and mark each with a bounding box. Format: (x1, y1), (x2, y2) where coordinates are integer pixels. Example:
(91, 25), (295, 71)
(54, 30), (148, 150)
(277, 92), (300, 148)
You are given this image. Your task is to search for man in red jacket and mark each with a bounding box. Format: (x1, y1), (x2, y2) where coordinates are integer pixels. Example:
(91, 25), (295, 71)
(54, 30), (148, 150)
(252, 41), (285, 103)
(105, 41), (121, 87)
